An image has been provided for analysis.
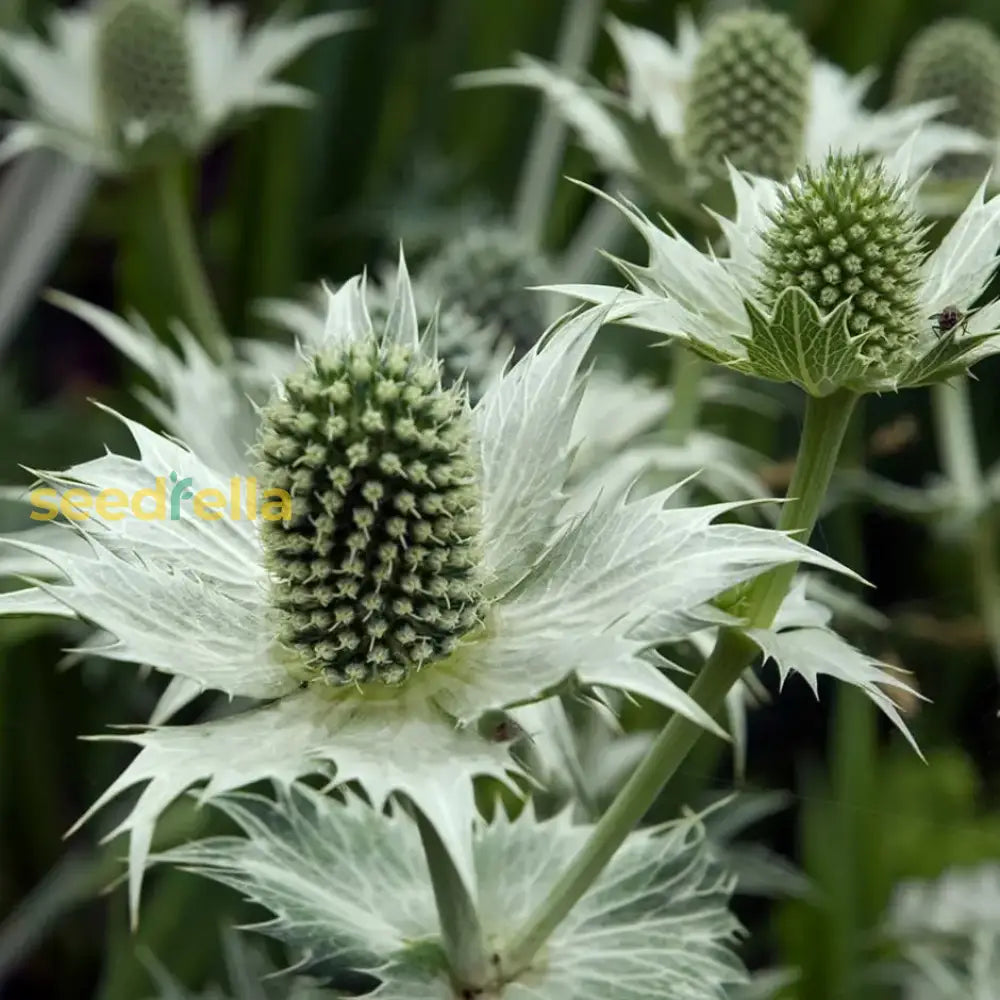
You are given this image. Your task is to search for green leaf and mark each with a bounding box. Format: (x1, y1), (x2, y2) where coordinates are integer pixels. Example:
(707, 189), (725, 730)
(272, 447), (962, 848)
(897, 329), (998, 389)
(741, 288), (869, 396)
(165, 785), (747, 1000)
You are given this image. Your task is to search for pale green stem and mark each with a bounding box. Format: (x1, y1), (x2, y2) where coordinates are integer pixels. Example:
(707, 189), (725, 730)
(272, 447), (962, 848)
(931, 377), (1000, 672)
(502, 388), (858, 977)
(152, 159), (231, 363)
(412, 803), (491, 991)
(513, 0), (604, 245)
(664, 344), (706, 438)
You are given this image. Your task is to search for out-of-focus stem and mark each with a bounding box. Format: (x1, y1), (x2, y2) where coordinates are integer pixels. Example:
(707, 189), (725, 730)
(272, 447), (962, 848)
(664, 344), (706, 438)
(932, 376), (1000, 673)
(513, 0), (604, 245)
(152, 159), (230, 363)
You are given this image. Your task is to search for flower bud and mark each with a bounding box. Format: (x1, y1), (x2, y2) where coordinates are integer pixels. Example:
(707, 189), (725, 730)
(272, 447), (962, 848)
(96, 0), (196, 153)
(893, 18), (1000, 179)
(760, 153), (925, 376)
(683, 10), (811, 180)
(258, 340), (484, 686)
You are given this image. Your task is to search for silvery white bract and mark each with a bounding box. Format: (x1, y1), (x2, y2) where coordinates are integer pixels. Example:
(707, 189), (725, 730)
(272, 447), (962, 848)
(0, 264), (843, 922)
(550, 149), (1000, 396)
(565, 368), (772, 511)
(161, 783), (747, 1000)
(684, 575), (919, 773)
(0, 2), (362, 172)
(256, 268), (509, 405)
(887, 865), (1000, 1000)
(460, 12), (983, 203)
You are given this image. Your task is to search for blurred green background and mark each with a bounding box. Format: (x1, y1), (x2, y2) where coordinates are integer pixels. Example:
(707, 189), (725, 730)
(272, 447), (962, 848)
(2, 0), (1000, 997)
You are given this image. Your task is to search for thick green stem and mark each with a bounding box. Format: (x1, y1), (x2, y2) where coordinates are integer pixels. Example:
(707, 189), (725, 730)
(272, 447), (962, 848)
(931, 377), (1000, 672)
(513, 0), (604, 245)
(152, 160), (230, 363)
(502, 388), (858, 977)
(412, 804), (491, 991)
(664, 345), (706, 439)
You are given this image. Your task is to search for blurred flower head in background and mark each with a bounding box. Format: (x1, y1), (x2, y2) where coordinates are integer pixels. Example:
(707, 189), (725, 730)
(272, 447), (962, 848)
(0, 0), (363, 171)
(461, 8), (988, 207)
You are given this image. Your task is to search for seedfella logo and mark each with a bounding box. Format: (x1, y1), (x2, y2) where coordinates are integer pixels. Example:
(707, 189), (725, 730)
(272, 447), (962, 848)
(29, 473), (292, 522)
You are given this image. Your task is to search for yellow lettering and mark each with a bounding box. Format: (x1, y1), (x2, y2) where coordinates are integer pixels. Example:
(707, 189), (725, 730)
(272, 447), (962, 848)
(132, 478), (166, 521)
(61, 488), (93, 521)
(261, 488), (292, 523)
(194, 488), (225, 521)
(29, 487), (59, 521)
(96, 488), (129, 522)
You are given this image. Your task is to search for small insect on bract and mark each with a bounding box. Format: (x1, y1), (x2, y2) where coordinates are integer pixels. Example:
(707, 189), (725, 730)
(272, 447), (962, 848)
(930, 304), (969, 338)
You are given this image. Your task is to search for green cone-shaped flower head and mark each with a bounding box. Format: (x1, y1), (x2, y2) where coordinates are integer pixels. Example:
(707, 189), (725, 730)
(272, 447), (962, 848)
(894, 18), (1000, 178)
(760, 153), (926, 376)
(420, 225), (550, 357)
(96, 0), (197, 154)
(683, 10), (811, 180)
(257, 337), (485, 687)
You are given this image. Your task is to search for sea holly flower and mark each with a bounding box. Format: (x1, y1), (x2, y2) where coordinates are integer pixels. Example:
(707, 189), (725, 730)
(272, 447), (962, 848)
(417, 222), (553, 356)
(0, 265), (842, 920)
(894, 18), (1000, 182)
(159, 783), (747, 999)
(550, 149), (1000, 396)
(461, 9), (983, 204)
(0, 0), (363, 171)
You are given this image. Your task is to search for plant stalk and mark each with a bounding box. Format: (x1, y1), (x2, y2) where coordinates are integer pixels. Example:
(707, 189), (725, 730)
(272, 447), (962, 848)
(413, 803), (491, 990)
(664, 345), (706, 438)
(513, 0), (604, 245)
(152, 159), (230, 363)
(931, 376), (1000, 673)
(502, 388), (858, 977)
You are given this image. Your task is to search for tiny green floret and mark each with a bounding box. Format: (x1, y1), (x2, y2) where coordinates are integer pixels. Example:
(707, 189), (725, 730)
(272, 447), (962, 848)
(683, 9), (811, 181)
(894, 18), (1000, 178)
(257, 340), (485, 686)
(96, 0), (196, 151)
(759, 153), (926, 376)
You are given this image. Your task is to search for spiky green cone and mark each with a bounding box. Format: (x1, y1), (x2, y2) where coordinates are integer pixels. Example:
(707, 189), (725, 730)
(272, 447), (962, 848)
(420, 225), (550, 358)
(894, 18), (1000, 179)
(683, 10), (811, 181)
(96, 0), (197, 157)
(759, 153), (926, 379)
(257, 342), (485, 686)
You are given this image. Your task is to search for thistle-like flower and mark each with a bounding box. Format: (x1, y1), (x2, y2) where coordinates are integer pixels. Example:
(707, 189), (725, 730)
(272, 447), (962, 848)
(0, 264), (839, 920)
(161, 784), (747, 999)
(682, 10), (811, 181)
(419, 222), (552, 358)
(894, 18), (1000, 181)
(551, 147), (1000, 395)
(0, 0), (362, 171)
(461, 11), (984, 201)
